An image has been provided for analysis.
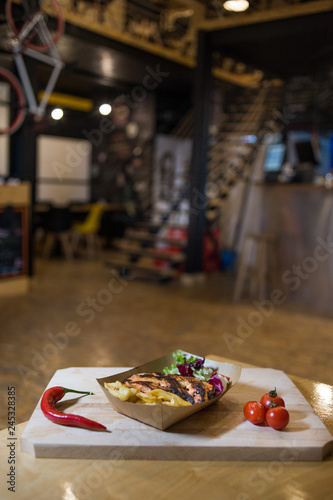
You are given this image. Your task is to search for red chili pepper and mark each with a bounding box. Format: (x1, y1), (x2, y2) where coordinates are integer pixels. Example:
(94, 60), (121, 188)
(41, 386), (107, 431)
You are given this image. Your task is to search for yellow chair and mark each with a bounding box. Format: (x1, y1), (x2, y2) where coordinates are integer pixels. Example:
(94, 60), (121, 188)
(71, 203), (105, 258)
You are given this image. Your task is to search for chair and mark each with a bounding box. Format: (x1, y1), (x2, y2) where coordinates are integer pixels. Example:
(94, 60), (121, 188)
(42, 207), (73, 260)
(233, 232), (280, 302)
(71, 203), (105, 258)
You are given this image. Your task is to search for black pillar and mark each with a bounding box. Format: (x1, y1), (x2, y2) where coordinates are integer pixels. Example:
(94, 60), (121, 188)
(9, 58), (39, 276)
(10, 115), (37, 202)
(186, 30), (212, 273)
(10, 115), (37, 277)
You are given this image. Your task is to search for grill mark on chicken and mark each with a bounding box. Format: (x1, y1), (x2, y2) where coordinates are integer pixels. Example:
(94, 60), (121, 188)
(172, 374), (216, 403)
(123, 372), (216, 404)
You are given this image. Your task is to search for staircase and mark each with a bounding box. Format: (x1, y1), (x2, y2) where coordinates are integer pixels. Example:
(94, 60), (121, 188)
(206, 80), (285, 228)
(104, 223), (187, 282)
(104, 80), (284, 281)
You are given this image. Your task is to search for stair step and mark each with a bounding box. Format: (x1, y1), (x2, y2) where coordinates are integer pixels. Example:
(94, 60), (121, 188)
(124, 230), (187, 248)
(132, 221), (164, 232)
(104, 257), (179, 282)
(110, 243), (186, 264)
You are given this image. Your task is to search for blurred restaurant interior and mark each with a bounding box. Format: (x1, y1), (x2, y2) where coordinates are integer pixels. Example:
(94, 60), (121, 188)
(1, 0), (333, 433)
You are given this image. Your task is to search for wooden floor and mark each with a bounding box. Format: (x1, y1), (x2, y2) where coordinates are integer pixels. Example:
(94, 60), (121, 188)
(1, 253), (333, 429)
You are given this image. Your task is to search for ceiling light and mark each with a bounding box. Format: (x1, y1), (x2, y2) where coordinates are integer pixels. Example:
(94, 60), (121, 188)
(99, 103), (112, 116)
(223, 1), (249, 12)
(51, 108), (63, 120)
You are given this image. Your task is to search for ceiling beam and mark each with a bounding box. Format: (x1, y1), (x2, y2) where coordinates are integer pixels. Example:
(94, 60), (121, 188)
(62, 12), (261, 89)
(198, 0), (333, 32)
(209, 9), (333, 47)
(63, 22), (260, 89)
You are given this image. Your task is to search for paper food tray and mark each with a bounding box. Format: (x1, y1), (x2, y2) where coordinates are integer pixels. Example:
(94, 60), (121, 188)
(97, 350), (242, 430)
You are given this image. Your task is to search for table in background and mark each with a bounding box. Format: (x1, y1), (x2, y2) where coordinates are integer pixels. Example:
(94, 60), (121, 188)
(0, 355), (332, 500)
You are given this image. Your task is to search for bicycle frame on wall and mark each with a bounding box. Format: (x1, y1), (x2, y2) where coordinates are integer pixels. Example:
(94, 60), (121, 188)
(0, 0), (64, 135)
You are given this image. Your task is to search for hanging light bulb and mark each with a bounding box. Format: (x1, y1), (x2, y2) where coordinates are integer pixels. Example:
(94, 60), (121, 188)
(99, 103), (112, 116)
(51, 108), (63, 120)
(223, 1), (249, 12)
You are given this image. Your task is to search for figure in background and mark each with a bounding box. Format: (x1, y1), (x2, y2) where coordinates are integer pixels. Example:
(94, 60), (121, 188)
(158, 151), (175, 202)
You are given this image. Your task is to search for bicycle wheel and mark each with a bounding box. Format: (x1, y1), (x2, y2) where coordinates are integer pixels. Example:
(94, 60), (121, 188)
(6, 0), (64, 52)
(0, 67), (26, 135)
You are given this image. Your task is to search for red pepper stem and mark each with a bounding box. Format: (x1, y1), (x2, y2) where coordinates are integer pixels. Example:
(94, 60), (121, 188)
(61, 387), (94, 396)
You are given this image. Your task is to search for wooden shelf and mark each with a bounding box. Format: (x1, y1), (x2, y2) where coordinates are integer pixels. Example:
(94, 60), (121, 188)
(0, 183), (30, 207)
(0, 182), (31, 295)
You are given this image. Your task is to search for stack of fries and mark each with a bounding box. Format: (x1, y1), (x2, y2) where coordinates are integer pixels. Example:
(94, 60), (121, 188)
(104, 381), (191, 407)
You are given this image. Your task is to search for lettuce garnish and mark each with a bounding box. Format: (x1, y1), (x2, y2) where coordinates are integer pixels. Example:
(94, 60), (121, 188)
(163, 350), (224, 395)
(207, 372), (224, 395)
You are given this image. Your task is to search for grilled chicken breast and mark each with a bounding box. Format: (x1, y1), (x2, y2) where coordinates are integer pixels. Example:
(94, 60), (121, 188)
(123, 372), (216, 404)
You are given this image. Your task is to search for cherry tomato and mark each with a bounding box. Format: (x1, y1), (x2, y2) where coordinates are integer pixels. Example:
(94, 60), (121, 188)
(243, 401), (266, 425)
(266, 405), (289, 430)
(260, 387), (285, 411)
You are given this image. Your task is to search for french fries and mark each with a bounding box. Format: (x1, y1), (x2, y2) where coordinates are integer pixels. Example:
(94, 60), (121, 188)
(104, 381), (138, 403)
(136, 389), (191, 406)
(104, 382), (191, 407)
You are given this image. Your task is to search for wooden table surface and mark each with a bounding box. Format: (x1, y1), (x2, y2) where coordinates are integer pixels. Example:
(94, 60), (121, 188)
(1, 355), (332, 500)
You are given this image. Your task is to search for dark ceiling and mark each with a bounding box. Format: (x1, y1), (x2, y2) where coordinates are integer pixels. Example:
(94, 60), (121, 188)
(55, 23), (194, 94)
(209, 10), (333, 78)
(1, 4), (333, 101)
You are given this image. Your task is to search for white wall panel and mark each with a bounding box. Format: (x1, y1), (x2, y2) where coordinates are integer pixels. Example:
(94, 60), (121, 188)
(36, 182), (90, 205)
(37, 135), (91, 181)
(36, 135), (92, 204)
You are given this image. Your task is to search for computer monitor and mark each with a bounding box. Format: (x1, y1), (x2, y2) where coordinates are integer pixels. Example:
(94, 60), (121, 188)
(263, 143), (286, 181)
(295, 140), (319, 165)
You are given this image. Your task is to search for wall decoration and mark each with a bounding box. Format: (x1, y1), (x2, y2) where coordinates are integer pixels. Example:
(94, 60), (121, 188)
(0, 82), (9, 177)
(111, 102), (130, 126)
(91, 93), (154, 212)
(152, 134), (192, 226)
(125, 121), (140, 139)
